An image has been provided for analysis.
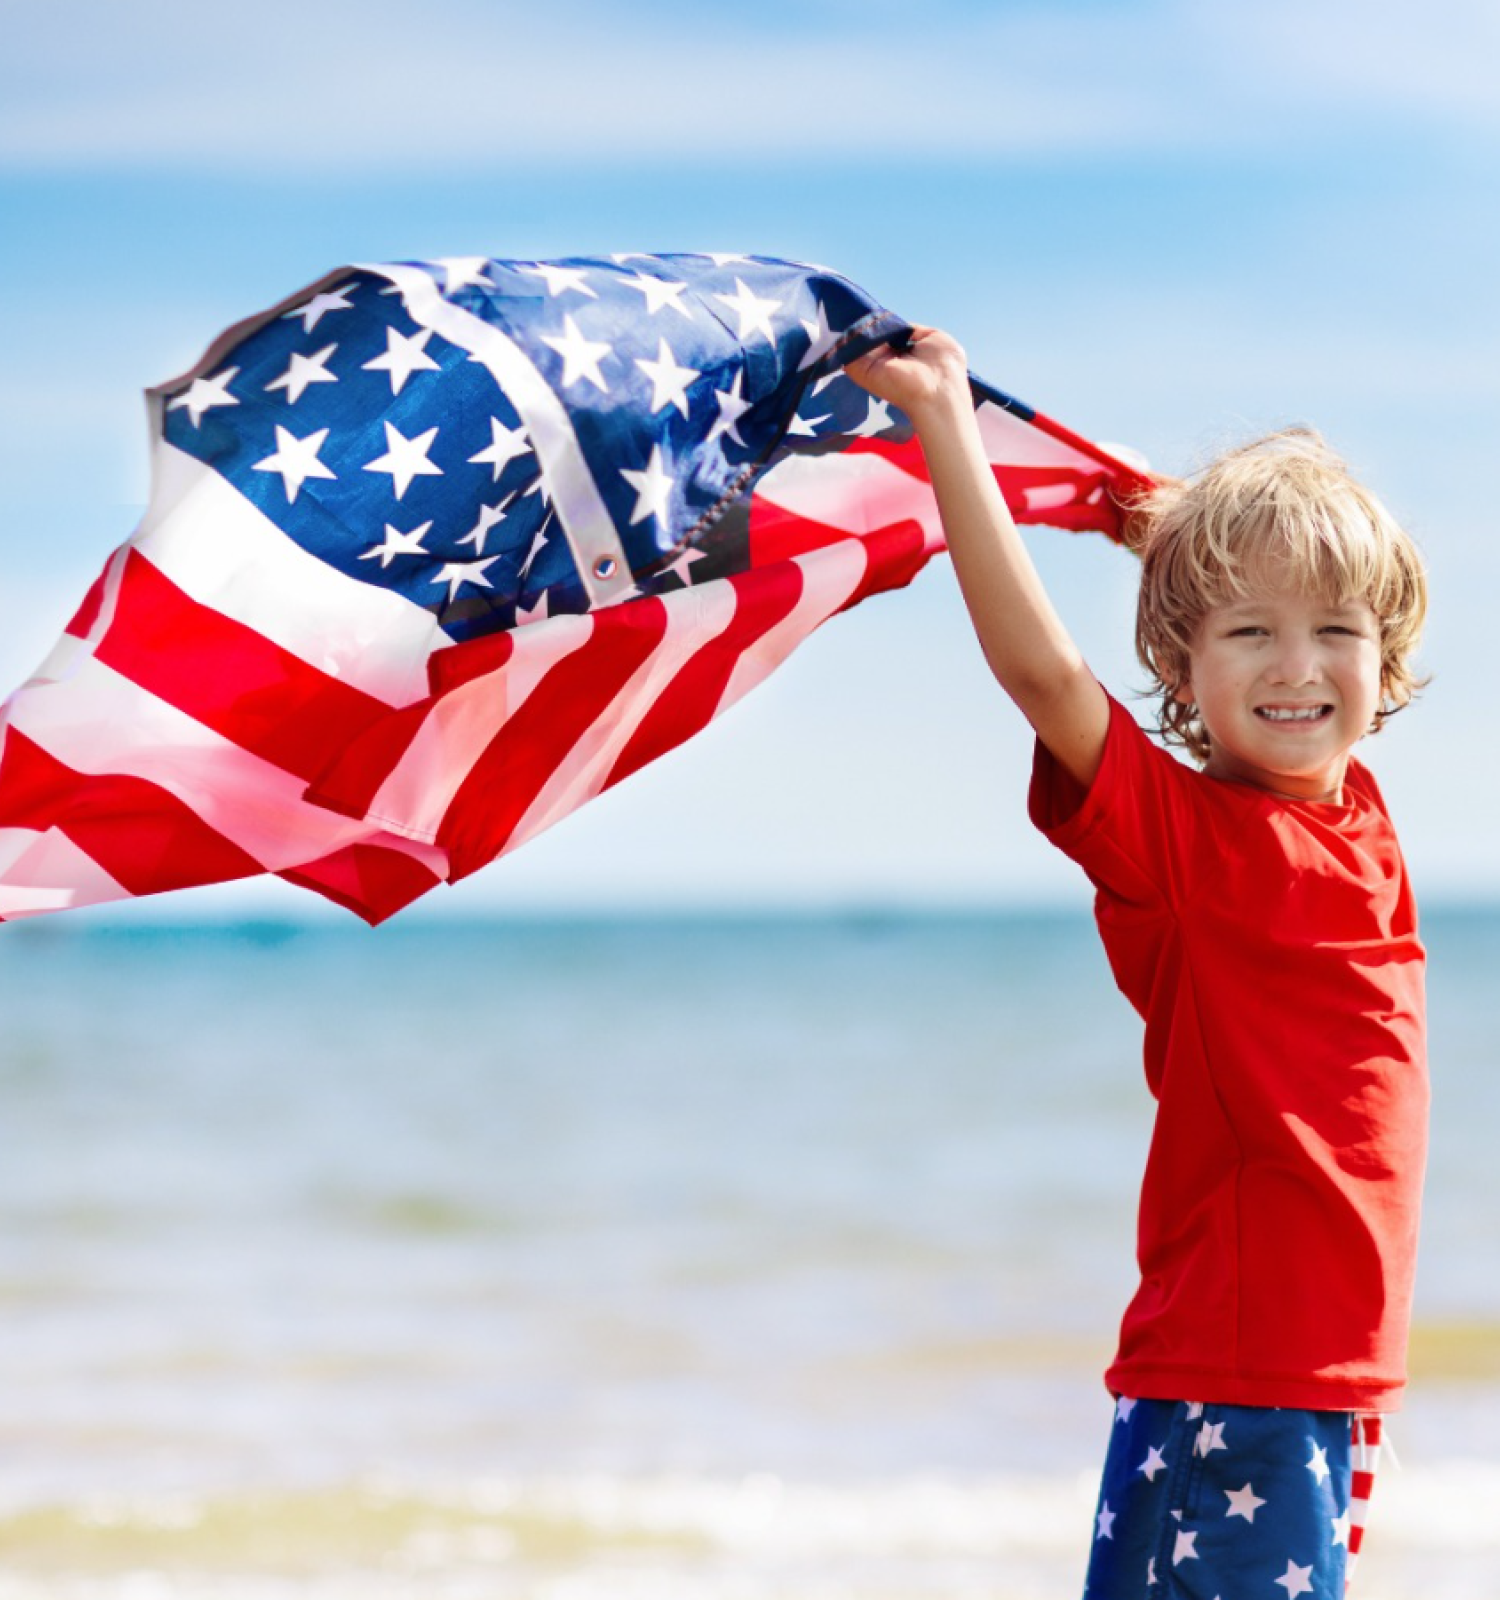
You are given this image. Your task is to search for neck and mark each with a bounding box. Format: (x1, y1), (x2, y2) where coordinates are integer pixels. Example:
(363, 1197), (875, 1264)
(1202, 750), (1351, 805)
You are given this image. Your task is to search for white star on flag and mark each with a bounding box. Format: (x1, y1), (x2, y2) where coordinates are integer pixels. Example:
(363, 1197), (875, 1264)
(1195, 1421), (1228, 1457)
(1274, 1560), (1315, 1598)
(1114, 1398), (1137, 1423)
(433, 257), (491, 294)
(851, 397), (896, 438)
(706, 252), (752, 266)
(1138, 1446), (1168, 1481)
(713, 277), (782, 342)
(362, 327), (439, 395)
(252, 425), (336, 503)
(1094, 1501), (1115, 1541)
(786, 411), (833, 438)
(1330, 1507), (1351, 1548)
(167, 367), (240, 427)
(284, 284), (356, 333)
(707, 368), (753, 446)
(541, 315), (613, 391)
(517, 520), (551, 580)
(364, 420), (443, 500)
(431, 555), (500, 603)
(1224, 1483), (1267, 1523)
(523, 263), (598, 299)
(635, 337), (700, 418)
(359, 520), (433, 568)
(456, 495), (515, 554)
(660, 545), (708, 587)
(265, 345), (338, 405)
(1306, 1445), (1331, 1486)
(621, 443), (674, 525)
(468, 416), (531, 480)
(1172, 1530), (1198, 1566)
(621, 271), (691, 317)
(1185, 1404), (1205, 1420)
(798, 300), (842, 370)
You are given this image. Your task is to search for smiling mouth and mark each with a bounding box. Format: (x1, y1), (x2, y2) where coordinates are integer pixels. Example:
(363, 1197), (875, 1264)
(1255, 705), (1332, 724)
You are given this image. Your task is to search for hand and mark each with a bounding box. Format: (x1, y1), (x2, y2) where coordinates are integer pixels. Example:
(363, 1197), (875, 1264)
(844, 326), (970, 425)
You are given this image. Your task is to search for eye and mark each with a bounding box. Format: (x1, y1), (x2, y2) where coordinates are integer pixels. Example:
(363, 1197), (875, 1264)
(1227, 625), (1267, 637)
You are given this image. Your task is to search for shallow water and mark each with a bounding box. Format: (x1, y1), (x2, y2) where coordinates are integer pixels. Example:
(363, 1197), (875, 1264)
(1, 910), (1496, 1596)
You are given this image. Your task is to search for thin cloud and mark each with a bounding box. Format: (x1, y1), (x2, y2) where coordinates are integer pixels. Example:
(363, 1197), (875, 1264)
(0, 0), (1494, 173)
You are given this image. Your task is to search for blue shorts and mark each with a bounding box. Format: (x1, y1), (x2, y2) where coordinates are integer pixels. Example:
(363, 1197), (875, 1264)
(1083, 1396), (1383, 1599)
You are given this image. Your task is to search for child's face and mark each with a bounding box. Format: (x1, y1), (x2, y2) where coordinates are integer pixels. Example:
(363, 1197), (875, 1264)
(1177, 577), (1384, 802)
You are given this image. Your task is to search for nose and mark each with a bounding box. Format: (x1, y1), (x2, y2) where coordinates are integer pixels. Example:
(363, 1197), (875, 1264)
(1266, 635), (1321, 686)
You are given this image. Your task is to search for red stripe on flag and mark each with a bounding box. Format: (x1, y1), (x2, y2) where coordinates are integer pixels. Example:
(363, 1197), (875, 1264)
(64, 560), (113, 640)
(847, 432), (931, 479)
(995, 465), (1122, 535)
(439, 598), (670, 879)
(428, 629), (516, 697)
(0, 726), (263, 896)
(277, 842), (442, 926)
(93, 551), (395, 782)
(604, 560), (806, 791)
(851, 422), (1149, 541)
(835, 519), (930, 613)
(304, 632), (524, 823)
(303, 699), (437, 822)
(748, 498), (870, 568)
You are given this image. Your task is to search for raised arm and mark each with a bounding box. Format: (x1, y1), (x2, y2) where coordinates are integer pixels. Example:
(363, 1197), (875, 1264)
(845, 328), (1110, 789)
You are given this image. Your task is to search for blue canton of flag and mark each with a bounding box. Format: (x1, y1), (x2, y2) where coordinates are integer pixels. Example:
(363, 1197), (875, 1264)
(160, 253), (910, 644)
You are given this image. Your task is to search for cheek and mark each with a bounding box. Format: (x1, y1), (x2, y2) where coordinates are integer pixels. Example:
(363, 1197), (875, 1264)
(1350, 645), (1385, 704)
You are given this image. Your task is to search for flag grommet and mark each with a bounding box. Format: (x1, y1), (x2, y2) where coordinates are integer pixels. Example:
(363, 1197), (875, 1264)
(592, 556), (619, 580)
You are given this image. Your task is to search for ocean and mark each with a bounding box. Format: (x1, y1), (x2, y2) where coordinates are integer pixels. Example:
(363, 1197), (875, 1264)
(1, 909), (1497, 1598)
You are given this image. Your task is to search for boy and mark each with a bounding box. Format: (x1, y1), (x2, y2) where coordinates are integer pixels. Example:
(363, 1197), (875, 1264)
(848, 329), (1428, 1598)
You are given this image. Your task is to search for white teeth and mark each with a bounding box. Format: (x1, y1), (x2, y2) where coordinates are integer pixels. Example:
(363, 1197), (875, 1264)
(1258, 706), (1327, 722)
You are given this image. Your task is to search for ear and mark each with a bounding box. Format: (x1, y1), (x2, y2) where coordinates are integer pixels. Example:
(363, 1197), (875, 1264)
(1172, 679), (1194, 707)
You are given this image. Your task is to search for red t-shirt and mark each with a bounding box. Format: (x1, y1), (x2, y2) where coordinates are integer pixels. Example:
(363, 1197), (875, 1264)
(1029, 695), (1427, 1412)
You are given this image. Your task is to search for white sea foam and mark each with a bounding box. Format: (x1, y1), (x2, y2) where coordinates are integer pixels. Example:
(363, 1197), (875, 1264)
(0, 1465), (1499, 1599)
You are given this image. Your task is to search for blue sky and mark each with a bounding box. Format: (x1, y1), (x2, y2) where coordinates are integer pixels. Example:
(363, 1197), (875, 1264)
(1, 0), (1496, 913)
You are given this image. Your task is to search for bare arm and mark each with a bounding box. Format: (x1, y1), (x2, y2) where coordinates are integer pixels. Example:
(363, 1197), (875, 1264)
(846, 328), (1109, 789)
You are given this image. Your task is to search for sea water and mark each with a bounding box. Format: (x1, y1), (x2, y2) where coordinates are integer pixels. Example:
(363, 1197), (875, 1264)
(1, 910), (1497, 1598)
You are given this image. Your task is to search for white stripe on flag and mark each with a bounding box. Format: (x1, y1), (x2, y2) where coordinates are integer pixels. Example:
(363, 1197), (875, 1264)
(363, 614), (596, 842)
(1021, 482), (1087, 511)
(506, 579), (740, 853)
(0, 826), (131, 918)
(8, 658), (447, 875)
(368, 263), (635, 610)
(974, 398), (1102, 469)
(134, 441), (445, 707)
(719, 538), (873, 713)
(23, 545), (131, 690)
(753, 450), (944, 545)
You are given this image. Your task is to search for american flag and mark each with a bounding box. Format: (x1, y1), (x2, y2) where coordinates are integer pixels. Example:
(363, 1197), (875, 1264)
(0, 252), (1151, 924)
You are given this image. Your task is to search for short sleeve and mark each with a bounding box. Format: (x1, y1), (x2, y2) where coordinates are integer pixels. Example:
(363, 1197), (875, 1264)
(1028, 694), (1197, 914)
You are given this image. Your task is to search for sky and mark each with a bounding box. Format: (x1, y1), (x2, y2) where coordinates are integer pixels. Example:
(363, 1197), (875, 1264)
(1, 0), (1496, 915)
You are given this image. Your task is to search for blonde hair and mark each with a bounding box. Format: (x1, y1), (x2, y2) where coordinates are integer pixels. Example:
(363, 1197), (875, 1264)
(1129, 428), (1428, 763)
